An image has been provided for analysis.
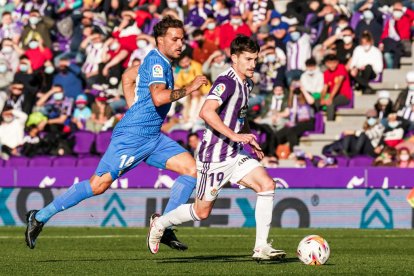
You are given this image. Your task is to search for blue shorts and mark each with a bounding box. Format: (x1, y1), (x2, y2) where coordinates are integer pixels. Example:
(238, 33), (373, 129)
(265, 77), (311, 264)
(95, 132), (187, 180)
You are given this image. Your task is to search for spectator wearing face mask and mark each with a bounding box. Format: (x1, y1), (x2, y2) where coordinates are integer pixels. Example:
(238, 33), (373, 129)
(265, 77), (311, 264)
(0, 11), (22, 44)
(325, 109), (385, 157)
(396, 147), (414, 168)
(300, 57), (324, 102)
(382, 113), (405, 148)
(202, 49), (230, 83)
(14, 55), (42, 91)
(308, 4), (337, 46)
(185, 0), (213, 32)
(86, 92), (113, 133)
(52, 58), (83, 100)
(380, 1), (414, 68)
(0, 106), (28, 159)
(322, 27), (356, 66)
(101, 37), (129, 85)
(375, 90), (394, 121)
(36, 85), (73, 133)
(21, 9), (54, 49)
(355, 5), (383, 46)
(80, 27), (108, 88)
(349, 31), (383, 95)
(213, 0), (230, 25)
(0, 38), (21, 73)
(24, 37), (52, 71)
(321, 54), (352, 121)
(192, 29), (218, 64)
(219, 7), (252, 50)
(6, 81), (37, 114)
(127, 35), (155, 68)
(394, 71), (414, 113)
(0, 59), (13, 89)
(286, 25), (311, 85)
(268, 11), (290, 48)
(397, 97), (414, 131)
(200, 15), (220, 46)
(72, 94), (92, 130)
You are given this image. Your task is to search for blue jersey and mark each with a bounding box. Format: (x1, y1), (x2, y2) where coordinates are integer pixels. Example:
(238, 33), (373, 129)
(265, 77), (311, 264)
(115, 49), (174, 138)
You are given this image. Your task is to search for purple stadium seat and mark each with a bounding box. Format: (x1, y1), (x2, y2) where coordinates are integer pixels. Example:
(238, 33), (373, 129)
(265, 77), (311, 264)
(73, 131), (96, 155)
(303, 112), (325, 136)
(168, 130), (189, 143)
(350, 11), (362, 30)
(335, 156), (349, 167)
(76, 156), (101, 167)
(348, 156), (374, 167)
(0, 159), (5, 167)
(53, 156), (77, 167)
(95, 131), (112, 155)
(29, 156), (53, 167)
(4, 156), (29, 167)
(370, 73), (383, 83)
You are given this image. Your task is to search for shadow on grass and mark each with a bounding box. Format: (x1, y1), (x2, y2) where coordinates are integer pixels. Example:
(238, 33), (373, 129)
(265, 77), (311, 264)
(157, 255), (300, 264)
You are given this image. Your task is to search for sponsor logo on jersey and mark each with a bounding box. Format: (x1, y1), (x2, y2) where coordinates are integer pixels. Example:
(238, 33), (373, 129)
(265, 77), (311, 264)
(152, 64), (163, 78)
(238, 105), (248, 123)
(213, 83), (226, 95)
(238, 156), (251, 166)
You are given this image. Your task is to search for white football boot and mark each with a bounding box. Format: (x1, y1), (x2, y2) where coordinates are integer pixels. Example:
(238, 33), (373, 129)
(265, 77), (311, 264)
(147, 213), (165, 254)
(252, 242), (286, 262)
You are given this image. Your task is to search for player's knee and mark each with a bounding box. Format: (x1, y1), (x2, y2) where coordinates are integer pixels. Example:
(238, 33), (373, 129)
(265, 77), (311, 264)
(194, 205), (212, 220)
(181, 164), (197, 178)
(258, 177), (275, 193)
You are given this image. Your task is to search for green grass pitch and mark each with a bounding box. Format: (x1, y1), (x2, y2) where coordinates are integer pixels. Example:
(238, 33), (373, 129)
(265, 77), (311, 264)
(0, 227), (413, 275)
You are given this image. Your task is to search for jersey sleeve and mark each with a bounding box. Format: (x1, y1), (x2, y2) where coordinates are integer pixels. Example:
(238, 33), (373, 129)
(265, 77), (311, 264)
(147, 56), (168, 86)
(206, 76), (236, 106)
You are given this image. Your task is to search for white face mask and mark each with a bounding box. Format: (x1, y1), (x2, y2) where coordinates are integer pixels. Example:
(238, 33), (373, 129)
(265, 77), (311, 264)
(307, 69), (315, 75)
(388, 121), (399, 128)
(275, 95), (284, 100)
(214, 61), (225, 67)
(0, 0), (8, 6)
(363, 45), (371, 52)
(109, 77), (118, 85)
(0, 64), (7, 73)
(207, 22), (216, 30)
(110, 42), (119, 51)
(343, 35), (353, 44)
(363, 10), (374, 20)
(1, 46), (12, 54)
(45, 66), (54, 74)
(393, 10), (403, 20)
(137, 40), (147, 48)
(231, 18), (242, 25)
(28, 41), (39, 49)
(167, 1), (178, 9)
(29, 16), (40, 25)
(266, 55), (276, 63)
(400, 154), (410, 161)
(379, 98), (389, 105)
(338, 23), (348, 30)
(325, 13), (334, 23)
(3, 116), (13, 123)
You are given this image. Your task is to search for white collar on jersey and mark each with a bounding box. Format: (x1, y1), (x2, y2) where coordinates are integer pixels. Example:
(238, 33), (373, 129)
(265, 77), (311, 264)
(155, 48), (171, 65)
(229, 66), (250, 86)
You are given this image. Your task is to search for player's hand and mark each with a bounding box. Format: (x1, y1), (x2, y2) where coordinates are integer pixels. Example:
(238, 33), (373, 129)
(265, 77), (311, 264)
(250, 139), (264, 160)
(230, 133), (257, 144)
(188, 76), (208, 93)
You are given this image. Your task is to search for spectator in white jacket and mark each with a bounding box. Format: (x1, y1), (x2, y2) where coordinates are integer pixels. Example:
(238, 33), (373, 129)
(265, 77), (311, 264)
(300, 57), (324, 102)
(349, 31), (383, 95)
(286, 25), (311, 85)
(0, 107), (28, 159)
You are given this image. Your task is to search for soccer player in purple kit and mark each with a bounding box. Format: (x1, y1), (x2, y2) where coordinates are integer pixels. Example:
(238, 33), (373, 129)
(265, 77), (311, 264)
(25, 17), (208, 251)
(148, 35), (286, 261)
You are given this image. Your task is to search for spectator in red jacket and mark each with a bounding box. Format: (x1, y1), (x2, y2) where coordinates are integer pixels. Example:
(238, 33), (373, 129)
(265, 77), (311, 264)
(321, 54), (352, 121)
(219, 7), (252, 50)
(24, 38), (52, 71)
(380, 1), (414, 68)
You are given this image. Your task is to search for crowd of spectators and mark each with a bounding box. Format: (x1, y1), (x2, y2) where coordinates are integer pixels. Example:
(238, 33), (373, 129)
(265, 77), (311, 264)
(0, 0), (413, 169)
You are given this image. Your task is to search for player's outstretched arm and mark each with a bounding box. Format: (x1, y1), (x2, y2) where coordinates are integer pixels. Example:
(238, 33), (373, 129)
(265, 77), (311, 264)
(149, 75), (208, 107)
(122, 65), (139, 108)
(199, 99), (257, 145)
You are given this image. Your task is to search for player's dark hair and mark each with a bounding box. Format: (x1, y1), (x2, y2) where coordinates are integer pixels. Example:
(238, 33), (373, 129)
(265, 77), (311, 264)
(153, 16), (184, 45)
(230, 35), (260, 56)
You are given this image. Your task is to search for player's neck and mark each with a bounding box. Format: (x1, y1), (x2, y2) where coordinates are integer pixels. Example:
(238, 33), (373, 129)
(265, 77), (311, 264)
(231, 66), (247, 82)
(157, 47), (173, 63)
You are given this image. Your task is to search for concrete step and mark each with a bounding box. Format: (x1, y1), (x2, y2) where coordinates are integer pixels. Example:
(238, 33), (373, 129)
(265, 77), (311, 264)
(400, 57), (414, 66)
(354, 93), (399, 110)
(336, 108), (368, 116)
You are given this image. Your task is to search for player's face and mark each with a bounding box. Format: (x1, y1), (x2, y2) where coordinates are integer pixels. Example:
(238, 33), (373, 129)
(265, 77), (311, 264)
(231, 51), (258, 79)
(159, 27), (185, 60)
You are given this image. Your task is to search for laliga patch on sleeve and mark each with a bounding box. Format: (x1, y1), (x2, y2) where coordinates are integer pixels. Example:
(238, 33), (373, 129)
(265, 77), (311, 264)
(212, 83), (226, 95)
(152, 64), (163, 78)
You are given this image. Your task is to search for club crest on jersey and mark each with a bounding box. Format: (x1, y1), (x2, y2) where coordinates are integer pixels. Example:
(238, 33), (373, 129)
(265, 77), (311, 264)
(152, 64), (163, 78)
(213, 83), (226, 95)
(211, 188), (218, 197)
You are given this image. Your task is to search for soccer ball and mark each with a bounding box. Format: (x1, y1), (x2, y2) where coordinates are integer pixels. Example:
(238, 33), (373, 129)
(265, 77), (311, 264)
(297, 235), (330, 265)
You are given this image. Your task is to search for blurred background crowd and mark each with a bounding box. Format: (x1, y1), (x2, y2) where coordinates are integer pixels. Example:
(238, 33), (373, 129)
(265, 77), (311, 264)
(0, 0), (414, 168)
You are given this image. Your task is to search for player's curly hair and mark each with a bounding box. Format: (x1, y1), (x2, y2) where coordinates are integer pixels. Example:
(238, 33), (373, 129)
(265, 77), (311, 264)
(153, 16), (184, 45)
(230, 35), (260, 56)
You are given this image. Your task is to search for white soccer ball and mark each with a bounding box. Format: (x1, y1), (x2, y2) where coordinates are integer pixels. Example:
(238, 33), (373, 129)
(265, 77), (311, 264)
(297, 235), (330, 265)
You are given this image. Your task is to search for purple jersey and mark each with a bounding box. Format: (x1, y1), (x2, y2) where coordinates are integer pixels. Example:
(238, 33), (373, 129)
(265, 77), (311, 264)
(198, 67), (252, 163)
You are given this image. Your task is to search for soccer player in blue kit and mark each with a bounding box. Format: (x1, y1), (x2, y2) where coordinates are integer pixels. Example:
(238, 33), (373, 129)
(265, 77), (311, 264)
(25, 17), (208, 250)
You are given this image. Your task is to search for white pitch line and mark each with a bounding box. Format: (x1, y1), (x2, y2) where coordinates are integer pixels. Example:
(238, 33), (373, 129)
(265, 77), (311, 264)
(0, 234), (414, 239)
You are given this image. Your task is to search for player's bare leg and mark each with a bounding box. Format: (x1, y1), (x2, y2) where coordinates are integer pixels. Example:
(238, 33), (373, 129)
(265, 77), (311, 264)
(26, 173), (113, 249)
(238, 166), (286, 261)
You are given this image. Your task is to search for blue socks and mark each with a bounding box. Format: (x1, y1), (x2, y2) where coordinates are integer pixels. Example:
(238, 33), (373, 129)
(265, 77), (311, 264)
(35, 180), (94, 223)
(164, 175), (196, 214)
